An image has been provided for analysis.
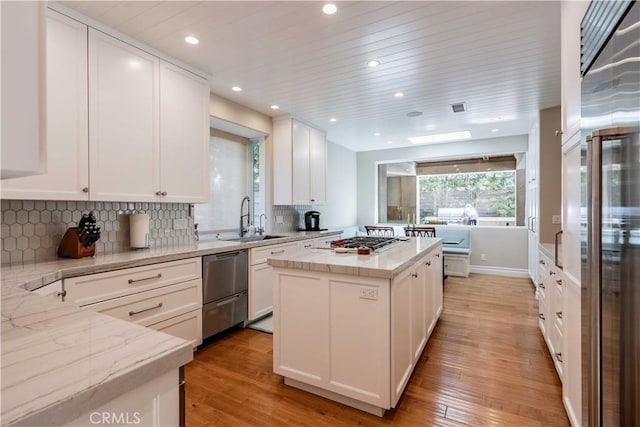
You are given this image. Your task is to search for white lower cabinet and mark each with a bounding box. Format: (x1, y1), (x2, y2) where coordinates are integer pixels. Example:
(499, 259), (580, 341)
(562, 274), (582, 426)
(273, 244), (443, 414)
(248, 242), (298, 321)
(65, 368), (179, 427)
(63, 257), (203, 348)
(538, 246), (582, 426)
(248, 237), (336, 321)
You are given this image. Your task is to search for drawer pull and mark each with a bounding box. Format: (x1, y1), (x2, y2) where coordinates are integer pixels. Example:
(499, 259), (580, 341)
(549, 271), (556, 276)
(425, 261), (432, 266)
(56, 290), (67, 300)
(556, 279), (563, 286)
(411, 272), (418, 278)
(303, 244), (312, 248)
(270, 249), (285, 255)
(216, 295), (241, 307)
(436, 253), (440, 258)
(539, 313), (545, 320)
(555, 352), (563, 363)
(539, 260), (546, 265)
(128, 273), (162, 284)
(539, 283), (545, 289)
(129, 302), (163, 316)
(556, 311), (563, 319)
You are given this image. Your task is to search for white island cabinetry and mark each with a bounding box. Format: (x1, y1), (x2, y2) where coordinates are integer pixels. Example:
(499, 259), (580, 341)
(271, 239), (443, 415)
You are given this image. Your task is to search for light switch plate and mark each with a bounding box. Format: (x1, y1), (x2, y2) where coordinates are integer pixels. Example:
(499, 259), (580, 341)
(552, 215), (561, 224)
(359, 286), (378, 300)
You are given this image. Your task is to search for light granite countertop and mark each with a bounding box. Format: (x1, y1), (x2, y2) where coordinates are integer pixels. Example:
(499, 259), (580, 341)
(1, 229), (342, 426)
(268, 237), (442, 279)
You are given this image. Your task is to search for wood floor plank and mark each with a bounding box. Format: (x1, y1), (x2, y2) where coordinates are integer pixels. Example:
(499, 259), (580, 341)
(185, 273), (570, 426)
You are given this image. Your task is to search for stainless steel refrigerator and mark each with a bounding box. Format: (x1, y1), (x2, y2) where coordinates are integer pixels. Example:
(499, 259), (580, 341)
(581, 1), (640, 426)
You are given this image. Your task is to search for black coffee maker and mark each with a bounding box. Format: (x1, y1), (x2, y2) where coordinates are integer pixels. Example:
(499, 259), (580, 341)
(304, 211), (321, 231)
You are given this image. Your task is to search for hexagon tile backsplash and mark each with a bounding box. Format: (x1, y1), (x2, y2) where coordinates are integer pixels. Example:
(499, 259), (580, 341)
(0, 200), (194, 265)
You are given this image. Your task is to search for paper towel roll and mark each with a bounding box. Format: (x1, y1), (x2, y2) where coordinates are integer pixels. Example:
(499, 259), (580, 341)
(130, 213), (150, 249)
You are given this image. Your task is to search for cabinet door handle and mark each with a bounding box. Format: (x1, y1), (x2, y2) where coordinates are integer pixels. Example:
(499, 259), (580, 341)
(549, 270), (556, 276)
(56, 289), (67, 301)
(411, 272), (418, 278)
(270, 249), (285, 255)
(539, 283), (545, 289)
(310, 199), (315, 202)
(82, 187), (89, 193)
(161, 192), (167, 196)
(435, 253), (440, 258)
(539, 259), (546, 265)
(129, 302), (163, 316)
(128, 273), (162, 284)
(539, 313), (545, 320)
(556, 311), (563, 319)
(156, 191), (162, 196)
(425, 261), (432, 266)
(556, 279), (563, 286)
(555, 352), (563, 363)
(555, 130), (563, 136)
(303, 244), (312, 249)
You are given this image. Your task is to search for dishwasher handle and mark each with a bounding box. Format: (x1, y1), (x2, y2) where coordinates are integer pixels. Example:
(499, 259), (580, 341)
(209, 250), (245, 259)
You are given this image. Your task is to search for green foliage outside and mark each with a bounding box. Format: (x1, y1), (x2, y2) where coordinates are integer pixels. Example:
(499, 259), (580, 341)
(419, 171), (516, 219)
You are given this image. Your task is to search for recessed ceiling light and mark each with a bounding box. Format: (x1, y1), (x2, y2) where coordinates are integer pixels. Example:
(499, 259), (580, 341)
(367, 59), (380, 68)
(408, 131), (472, 145)
(232, 86), (242, 92)
(374, 132), (381, 136)
(184, 36), (199, 45)
(491, 128), (499, 132)
(406, 111), (423, 117)
(329, 118), (337, 122)
(394, 92), (404, 98)
(129, 60), (141, 69)
(270, 105), (279, 110)
(387, 141), (393, 144)
(322, 3), (337, 14)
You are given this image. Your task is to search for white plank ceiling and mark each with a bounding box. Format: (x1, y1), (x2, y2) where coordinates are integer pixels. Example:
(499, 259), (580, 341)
(58, 1), (561, 152)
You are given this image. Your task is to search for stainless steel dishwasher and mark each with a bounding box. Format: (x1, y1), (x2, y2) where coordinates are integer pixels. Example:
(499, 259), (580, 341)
(202, 250), (248, 339)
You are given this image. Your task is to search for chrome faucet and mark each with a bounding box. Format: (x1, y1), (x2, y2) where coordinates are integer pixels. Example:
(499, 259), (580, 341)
(239, 196), (251, 237)
(258, 214), (266, 235)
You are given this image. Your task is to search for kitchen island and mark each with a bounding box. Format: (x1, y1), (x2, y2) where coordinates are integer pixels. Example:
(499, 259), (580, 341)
(268, 237), (443, 416)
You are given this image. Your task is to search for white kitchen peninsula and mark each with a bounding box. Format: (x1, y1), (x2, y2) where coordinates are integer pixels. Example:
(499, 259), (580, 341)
(268, 237), (443, 416)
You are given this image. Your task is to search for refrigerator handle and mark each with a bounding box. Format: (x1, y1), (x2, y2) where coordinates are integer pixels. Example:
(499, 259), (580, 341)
(554, 230), (563, 269)
(587, 133), (602, 427)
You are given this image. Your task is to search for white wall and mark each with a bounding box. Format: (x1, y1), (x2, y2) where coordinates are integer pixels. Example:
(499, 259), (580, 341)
(356, 135), (529, 225)
(210, 93), (272, 135)
(316, 141), (358, 228)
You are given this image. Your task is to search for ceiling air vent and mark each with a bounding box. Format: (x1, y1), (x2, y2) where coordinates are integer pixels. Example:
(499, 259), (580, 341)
(451, 102), (466, 113)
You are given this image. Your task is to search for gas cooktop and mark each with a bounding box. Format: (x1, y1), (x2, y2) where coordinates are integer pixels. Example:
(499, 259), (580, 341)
(330, 236), (402, 251)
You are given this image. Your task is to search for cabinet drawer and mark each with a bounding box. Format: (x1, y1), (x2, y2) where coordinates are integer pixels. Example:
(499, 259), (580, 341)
(149, 308), (202, 349)
(85, 279), (201, 326)
(64, 257), (201, 305)
(250, 243), (298, 265)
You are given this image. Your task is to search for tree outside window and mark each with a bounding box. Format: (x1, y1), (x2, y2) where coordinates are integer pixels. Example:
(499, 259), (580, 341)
(419, 171), (516, 223)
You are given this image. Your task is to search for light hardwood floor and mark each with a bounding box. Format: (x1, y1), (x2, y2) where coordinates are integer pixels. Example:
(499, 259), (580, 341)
(185, 274), (570, 426)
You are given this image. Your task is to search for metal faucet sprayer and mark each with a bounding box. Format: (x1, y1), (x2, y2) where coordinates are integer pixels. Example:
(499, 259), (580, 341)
(239, 196), (251, 237)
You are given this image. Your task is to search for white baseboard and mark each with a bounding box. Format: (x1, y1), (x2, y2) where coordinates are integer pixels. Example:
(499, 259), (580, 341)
(469, 265), (530, 278)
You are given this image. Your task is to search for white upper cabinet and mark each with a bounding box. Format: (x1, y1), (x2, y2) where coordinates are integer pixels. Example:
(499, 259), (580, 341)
(88, 29), (160, 202)
(0, 1), (46, 180)
(561, 0), (590, 144)
(2, 10), (88, 200)
(274, 117), (326, 205)
(308, 127), (327, 205)
(159, 61), (210, 203)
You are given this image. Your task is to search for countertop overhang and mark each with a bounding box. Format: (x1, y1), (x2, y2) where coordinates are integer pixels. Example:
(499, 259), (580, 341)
(268, 237), (442, 279)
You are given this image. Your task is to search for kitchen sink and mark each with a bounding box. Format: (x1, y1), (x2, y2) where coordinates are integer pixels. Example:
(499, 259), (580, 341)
(224, 235), (285, 243)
